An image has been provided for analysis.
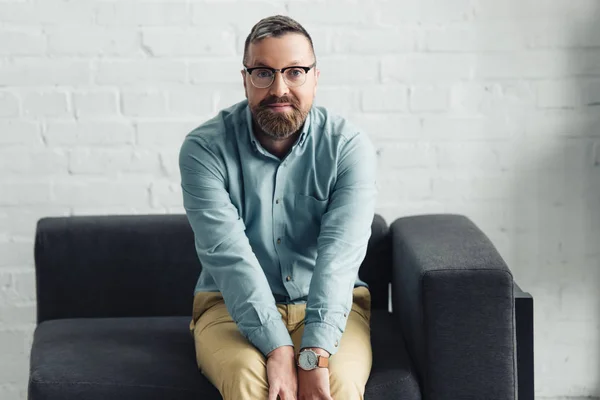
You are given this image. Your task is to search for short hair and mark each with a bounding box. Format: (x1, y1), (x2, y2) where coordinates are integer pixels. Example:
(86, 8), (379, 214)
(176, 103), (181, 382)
(243, 15), (316, 66)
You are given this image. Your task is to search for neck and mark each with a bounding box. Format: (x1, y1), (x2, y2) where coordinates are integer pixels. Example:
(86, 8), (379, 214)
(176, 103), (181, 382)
(253, 121), (302, 159)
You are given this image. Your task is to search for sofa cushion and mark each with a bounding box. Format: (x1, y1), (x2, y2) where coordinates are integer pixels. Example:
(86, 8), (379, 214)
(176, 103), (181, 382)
(29, 312), (420, 400)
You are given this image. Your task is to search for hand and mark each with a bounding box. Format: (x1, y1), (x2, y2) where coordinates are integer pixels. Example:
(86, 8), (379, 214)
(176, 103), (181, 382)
(297, 348), (333, 400)
(266, 345), (298, 400)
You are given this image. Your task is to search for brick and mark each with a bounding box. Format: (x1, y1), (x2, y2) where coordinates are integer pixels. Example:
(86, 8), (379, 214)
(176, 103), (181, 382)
(315, 56), (379, 85)
(72, 91), (119, 117)
(52, 180), (150, 207)
(142, 29), (236, 57)
(0, 330), (26, 355)
(0, 121), (41, 146)
(45, 121), (135, 147)
(95, 60), (186, 86)
(473, 0), (600, 19)
(0, 241), (33, 268)
(536, 80), (585, 109)
(523, 110), (600, 138)
(136, 121), (198, 149)
(95, 2), (190, 26)
(0, 353), (29, 384)
(0, 30), (45, 55)
(0, 207), (71, 239)
(332, 28), (414, 54)
(432, 175), (511, 200)
(0, 382), (26, 400)
(0, 149), (68, 175)
(192, 1), (286, 31)
(47, 28), (140, 56)
(377, 0), (471, 24)
(473, 51), (572, 79)
(22, 92), (70, 118)
(189, 59), (243, 84)
(361, 85), (408, 112)
(375, 141), (435, 170)
(584, 80), (600, 106)
(213, 86), (245, 112)
(168, 88), (214, 116)
(158, 151), (181, 179)
(288, 1), (377, 26)
(0, 92), (19, 117)
(0, 59), (90, 86)
(314, 87), (360, 116)
(150, 181), (183, 208)
(449, 82), (535, 115)
(382, 54), (474, 83)
(68, 148), (161, 175)
(422, 117), (519, 140)
(11, 271), (35, 302)
(0, 182), (53, 206)
(120, 91), (168, 117)
(351, 114), (420, 140)
(0, 1), (94, 25)
(423, 24), (527, 52)
(409, 85), (448, 112)
(376, 175), (432, 203)
(434, 142), (513, 170)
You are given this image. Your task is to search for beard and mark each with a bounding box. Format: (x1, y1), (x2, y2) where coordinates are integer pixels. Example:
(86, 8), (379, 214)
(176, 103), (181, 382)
(250, 95), (310, 140)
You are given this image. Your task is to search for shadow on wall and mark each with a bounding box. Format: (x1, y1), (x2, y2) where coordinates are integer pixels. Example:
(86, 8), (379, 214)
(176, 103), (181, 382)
(509, 6), (600, 398)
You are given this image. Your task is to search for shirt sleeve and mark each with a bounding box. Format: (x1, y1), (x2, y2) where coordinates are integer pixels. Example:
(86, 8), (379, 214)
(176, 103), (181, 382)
(300, 131), (378, 356)
(179, 134), (293, 357)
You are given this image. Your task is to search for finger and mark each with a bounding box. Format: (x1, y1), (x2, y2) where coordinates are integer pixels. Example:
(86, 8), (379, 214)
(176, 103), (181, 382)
(267, 386), (279, 400)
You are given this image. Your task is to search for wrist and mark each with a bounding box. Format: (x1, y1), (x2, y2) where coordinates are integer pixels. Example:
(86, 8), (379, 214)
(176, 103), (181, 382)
(300, 347), (330, 358)
(267, 345), (295, 359)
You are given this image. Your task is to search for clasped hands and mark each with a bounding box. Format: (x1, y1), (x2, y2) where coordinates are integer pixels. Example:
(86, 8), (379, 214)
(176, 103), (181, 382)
(266, 345), (333, 400)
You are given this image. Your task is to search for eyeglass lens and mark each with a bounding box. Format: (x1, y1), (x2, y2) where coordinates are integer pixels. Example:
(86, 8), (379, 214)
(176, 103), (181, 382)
(251, 68), (307, 88)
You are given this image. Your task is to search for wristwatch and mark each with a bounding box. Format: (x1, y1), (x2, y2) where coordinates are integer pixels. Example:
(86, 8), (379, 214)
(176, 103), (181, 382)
(297, 349), (329, 370)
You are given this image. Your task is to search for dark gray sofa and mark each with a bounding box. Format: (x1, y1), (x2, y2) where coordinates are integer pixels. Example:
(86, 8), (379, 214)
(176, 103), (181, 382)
(28, 213), (534, 399)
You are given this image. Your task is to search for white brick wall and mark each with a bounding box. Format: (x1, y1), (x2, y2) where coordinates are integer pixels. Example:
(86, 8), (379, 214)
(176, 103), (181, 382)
(0, 1), (599, 399)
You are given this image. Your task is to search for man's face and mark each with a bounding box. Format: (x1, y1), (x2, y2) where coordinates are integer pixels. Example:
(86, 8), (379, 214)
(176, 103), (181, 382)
(242, 33), (319, 140)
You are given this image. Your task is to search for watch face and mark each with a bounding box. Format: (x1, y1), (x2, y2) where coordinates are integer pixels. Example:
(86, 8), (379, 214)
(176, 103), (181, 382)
(299, 350), (318, 370)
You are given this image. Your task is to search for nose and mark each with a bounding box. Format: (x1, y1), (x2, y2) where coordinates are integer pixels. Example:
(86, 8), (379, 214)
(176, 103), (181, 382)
(269, 71), (289, 98)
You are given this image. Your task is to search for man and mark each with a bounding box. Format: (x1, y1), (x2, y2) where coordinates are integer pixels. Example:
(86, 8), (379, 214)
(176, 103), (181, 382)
(179, 15), (377, 400)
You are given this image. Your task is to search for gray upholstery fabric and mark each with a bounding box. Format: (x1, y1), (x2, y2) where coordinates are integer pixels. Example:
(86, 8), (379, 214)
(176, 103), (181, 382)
(33, 214), (391, 325)
(390, 214), (517, 400)
(29, 311), (421, 400)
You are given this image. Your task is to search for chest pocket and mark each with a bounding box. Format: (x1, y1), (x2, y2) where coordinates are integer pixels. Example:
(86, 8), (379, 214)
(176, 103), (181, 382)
(292, 194), (329, 248)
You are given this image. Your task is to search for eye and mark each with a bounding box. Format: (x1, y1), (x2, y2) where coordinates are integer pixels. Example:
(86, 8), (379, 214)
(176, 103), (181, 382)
(255, 69), (272, 79)
(287, 68), (303, 78)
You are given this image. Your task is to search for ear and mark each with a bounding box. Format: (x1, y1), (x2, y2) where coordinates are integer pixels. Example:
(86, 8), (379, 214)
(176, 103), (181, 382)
(241, 70), (248, 98)
(313, 67), (320, 96)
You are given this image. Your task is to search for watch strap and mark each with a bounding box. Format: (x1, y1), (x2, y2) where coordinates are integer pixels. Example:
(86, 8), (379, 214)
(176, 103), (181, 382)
(317, 355), (329, 368)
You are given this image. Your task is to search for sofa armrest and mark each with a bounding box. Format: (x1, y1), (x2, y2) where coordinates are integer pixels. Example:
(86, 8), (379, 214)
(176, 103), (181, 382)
(390, 214), (517, 400)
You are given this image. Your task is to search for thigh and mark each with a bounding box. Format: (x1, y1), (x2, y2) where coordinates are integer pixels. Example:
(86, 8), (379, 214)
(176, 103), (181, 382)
(190, 292), (269, 400)
(291, 287), (373, 399)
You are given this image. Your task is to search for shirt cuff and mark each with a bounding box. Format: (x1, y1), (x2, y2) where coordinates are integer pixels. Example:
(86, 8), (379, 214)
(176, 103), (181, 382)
(247, 318), (294, 357)
(300, 321), (343, 356)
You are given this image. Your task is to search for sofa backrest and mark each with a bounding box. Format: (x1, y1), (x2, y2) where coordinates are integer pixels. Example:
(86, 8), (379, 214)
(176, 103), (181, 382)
(34, 214), (391, 323)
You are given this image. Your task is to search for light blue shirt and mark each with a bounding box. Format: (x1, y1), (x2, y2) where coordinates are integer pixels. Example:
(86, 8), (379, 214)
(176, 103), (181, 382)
(178, 99), (377, 357)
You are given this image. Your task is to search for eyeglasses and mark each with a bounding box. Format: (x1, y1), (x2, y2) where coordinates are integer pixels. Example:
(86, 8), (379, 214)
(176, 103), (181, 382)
(243, 62), (316, 89)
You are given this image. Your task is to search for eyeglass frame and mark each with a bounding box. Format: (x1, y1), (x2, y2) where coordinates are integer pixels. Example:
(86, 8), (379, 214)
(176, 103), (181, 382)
(243, 62), (317, 88)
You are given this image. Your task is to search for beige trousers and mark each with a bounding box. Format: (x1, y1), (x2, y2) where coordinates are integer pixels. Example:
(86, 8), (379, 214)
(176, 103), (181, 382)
(189, 286), (373, 400)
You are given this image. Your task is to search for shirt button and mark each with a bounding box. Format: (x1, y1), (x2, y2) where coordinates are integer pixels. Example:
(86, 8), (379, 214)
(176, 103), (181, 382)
(275, 199), (280, 204)
(276, 238), (281, 244)
(286, 275), (292, 282)
(343, 313), (347, 317)
(334, 341), (339, 347)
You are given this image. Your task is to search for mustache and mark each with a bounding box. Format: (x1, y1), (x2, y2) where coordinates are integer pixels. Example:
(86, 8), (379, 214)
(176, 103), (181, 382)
(259, 96), (300, 108)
